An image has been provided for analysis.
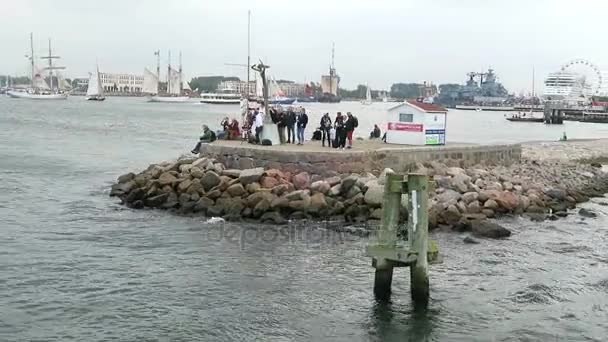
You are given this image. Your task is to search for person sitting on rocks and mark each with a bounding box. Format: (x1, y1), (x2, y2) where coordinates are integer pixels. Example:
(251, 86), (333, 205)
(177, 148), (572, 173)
(228, 119), (240, 140)
(191, 124), (216, 154)
(217, 117), (230, 139)
(369, 124), (381, 139)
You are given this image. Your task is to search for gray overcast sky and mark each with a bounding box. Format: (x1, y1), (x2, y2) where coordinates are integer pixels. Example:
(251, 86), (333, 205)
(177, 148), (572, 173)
(2, 0), (608, 93)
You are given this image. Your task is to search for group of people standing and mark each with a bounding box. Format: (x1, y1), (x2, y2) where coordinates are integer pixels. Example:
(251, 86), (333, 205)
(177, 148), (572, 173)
(318, 112), (359, 149)
(270, 106), (309, 145)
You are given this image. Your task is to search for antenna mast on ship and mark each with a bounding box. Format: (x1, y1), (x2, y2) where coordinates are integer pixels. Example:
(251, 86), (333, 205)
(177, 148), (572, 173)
(532, 65), (535, 98)
(28, 33), (35, 88)
(41, 38), (65, 91)
(329, 42), (335, 95)
(179, 51), (183, 94)
(167, 50), (171, 95)
(154, 50), (160, 94)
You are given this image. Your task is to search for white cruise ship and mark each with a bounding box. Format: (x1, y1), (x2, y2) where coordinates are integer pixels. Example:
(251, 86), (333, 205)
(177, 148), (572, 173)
(543, 71), (584, 100)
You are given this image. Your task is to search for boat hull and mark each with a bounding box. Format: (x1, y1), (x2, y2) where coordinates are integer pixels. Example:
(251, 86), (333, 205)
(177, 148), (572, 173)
(87, 96), (105, 101)
(269, 98), (296, 105)
(147, 96), (190, 103)
(506, 117), (544, 123)
(7, 90), (67, 100)
(200, 99), (240, 104)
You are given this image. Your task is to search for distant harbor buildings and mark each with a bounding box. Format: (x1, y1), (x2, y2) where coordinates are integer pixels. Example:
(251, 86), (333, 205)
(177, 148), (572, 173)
(217, 80), (255, 94)
(100, 73), (144, 93)
(216, 79), (306, 97)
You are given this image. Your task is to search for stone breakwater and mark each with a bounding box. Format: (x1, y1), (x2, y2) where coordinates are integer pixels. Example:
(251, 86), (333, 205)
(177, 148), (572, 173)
(110, 142), (608, 238)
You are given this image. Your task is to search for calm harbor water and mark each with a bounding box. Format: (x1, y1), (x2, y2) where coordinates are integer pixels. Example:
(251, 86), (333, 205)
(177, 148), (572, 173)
(1, 96), (607, 341)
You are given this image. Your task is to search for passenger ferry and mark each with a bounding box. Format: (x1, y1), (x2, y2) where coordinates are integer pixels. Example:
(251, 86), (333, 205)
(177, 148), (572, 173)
(200, 92), (241, 104)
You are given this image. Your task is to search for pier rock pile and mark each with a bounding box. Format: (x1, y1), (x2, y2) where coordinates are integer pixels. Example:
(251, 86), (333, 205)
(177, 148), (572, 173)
(110, 154), (608, 234)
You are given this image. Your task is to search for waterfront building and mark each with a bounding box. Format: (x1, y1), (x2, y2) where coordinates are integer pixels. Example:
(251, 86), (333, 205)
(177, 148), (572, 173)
(217, 80), (255, 94)
(217, 79), (305, 97)
(100, 72), (144, 93)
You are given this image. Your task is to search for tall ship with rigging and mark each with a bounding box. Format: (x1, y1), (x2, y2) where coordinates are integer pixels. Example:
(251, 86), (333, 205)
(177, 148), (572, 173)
(143, 50), (190, 103)
(7, 33), (68, 100)
(318, 43), (341, 103)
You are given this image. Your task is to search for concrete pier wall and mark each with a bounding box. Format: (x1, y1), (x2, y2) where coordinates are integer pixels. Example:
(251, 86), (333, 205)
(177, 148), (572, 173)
(199, 143), (522, 177)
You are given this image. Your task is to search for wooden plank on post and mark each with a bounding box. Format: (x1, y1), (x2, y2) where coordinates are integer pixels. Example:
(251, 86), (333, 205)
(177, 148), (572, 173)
(407, 173), (430, 305)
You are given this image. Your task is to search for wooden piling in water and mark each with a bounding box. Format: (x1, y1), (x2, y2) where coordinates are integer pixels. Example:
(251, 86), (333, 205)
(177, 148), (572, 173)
(366, 172), (432, 304)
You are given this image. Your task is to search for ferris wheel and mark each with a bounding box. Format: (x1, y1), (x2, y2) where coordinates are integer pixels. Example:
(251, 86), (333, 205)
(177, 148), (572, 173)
(560, 59), (603, 96)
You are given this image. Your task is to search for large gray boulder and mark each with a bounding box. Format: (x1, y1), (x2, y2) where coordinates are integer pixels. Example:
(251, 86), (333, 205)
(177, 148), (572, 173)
(117, 172), (135, 184)
(285, 190), (310, 201)
(435, 189), (461, 206)
(545, 188), (568, 201)
(158, 172), (178, 186)
(310, 180), (331, 194)
(471, 220), (511, 239)
(239, 167), (265, 185)
(221, 169), (241, 178)
(340, 175), (359, 192)
(201, 171), (221, 191)
(364, 182), (384, 207)
(226, 183), (246, 197)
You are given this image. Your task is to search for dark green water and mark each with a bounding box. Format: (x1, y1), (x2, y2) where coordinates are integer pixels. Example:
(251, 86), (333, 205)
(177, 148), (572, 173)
(1, 97), (607, 341)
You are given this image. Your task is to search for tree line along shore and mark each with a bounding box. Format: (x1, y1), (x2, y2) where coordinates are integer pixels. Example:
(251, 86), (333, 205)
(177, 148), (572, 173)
(109, 140), (608, 239)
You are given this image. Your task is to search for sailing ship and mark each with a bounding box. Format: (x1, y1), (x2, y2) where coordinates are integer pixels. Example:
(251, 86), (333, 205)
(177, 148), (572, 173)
(144, 50), (189, 103)
(86, 64), (105, 101)
(7, 33), (68, 100)
(318, 43), (341, 103)
(505, 67), (543, 123)
(361, 83), (372, 105)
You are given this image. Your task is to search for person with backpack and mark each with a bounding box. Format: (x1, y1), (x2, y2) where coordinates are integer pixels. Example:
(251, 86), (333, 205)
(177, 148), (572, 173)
(319, 112), (332, 147)
(191, 124), (216, 154)
(296, 108), (308, 145)
(345, 112), (358, 149)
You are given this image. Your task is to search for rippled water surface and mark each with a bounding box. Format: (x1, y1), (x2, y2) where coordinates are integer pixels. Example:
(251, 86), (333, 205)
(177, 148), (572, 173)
(1, 97), (607, 341)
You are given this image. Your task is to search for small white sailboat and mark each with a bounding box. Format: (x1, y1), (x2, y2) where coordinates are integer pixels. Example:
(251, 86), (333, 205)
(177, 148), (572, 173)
(8, 33), (67, 100)
(361, 83), (372, 105)
(145, 50), (189, 103)
(86, 64), (105, 101)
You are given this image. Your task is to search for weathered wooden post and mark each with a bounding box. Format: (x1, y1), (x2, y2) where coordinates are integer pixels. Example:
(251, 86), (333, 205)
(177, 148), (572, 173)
(366, 172), (433, 304)
(407, 174), (429, 305)
(372, 173), (403, 298)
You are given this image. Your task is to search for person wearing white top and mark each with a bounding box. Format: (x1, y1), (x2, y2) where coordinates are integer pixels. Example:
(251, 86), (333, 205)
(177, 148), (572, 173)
(329, 127), (336, 148)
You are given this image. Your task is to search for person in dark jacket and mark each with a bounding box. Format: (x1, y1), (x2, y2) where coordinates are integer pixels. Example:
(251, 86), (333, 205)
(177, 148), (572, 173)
(296, 108), (308, 145)
(285, 107), (296, 144)
(369, 124), (381, 139)
(277, 110), (287, 144)
(191, 125), (216, 154)
(319, 112), (332, 147)
(344, 112), (358, 149)
(334, 112), (346, 149)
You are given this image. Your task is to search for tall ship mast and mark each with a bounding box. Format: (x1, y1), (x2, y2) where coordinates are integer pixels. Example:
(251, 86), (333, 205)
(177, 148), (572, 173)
(319, 42), (341, 103)
(144, 49), (190, 103)
(7, 33), (68, 100)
